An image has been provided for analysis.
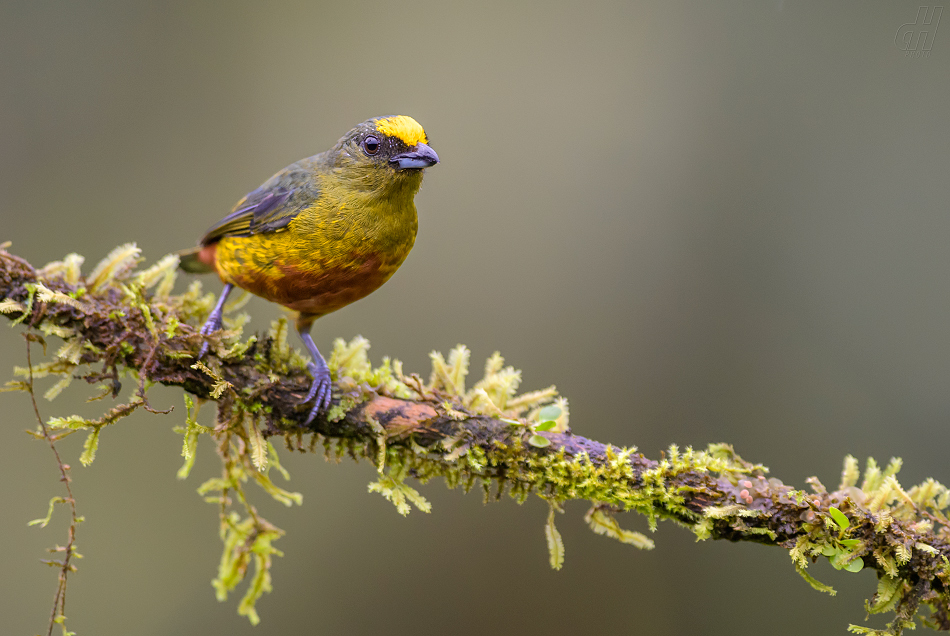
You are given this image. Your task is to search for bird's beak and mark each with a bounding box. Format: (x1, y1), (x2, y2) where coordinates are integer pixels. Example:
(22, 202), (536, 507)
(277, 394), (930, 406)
(390, 143), (440, 170)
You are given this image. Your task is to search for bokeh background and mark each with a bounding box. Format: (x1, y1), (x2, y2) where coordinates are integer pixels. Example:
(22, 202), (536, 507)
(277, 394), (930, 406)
(2, 1), (949, 634)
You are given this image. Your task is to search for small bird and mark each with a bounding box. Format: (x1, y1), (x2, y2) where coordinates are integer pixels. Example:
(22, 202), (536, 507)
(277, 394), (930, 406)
(178, 115), (439, 423)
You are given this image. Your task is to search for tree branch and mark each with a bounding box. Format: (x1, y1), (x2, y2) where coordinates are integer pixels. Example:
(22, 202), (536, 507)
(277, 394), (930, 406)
(2, 243), (949, 635)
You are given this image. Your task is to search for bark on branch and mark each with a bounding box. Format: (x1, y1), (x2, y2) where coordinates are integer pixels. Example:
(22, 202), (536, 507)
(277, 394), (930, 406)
(2, 244), (949, 635)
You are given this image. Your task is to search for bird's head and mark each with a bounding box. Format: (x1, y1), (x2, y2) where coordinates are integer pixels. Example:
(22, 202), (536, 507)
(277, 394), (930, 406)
(329, 115), (439, 192)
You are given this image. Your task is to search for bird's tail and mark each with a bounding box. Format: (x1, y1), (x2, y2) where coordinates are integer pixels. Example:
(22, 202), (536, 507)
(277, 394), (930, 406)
(177, 246), (216, 274)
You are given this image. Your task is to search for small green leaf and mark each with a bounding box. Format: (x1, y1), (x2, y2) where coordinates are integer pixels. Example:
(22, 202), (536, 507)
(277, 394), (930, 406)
(830, 553), (848, 570)
(829, 506), (850, 530)
(47, 415), (93, 430)
(534, 420), (557, 432)
(839, 455), (860, 489)
(43, 376), (72, 401)
(267, 442), (291, 482)
(795, 564), (836, 596)
(29, 496), (66, 528)
(252, 471), (303, 507)
(869, 575), (903, 614)
(545, 504), (565, 570)
(177, 395), (201, 479)
(585, 506), (655, 550)
(839, 538), (861, 548)
(248, 422), (267, 472)
(528, 434), (551, 448)
(79, 427), (101, 466)
(829, 551), (863, 572)
(821, 544), (839, 557)
(368, 474), (430, 515)
(197, 477), (232, 495)
(537, 405), (562, 421)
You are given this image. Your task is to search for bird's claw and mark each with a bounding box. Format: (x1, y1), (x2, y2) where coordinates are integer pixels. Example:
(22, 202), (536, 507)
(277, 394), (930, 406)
(302, 362), (332, 425)
(196, 312), (223, 359)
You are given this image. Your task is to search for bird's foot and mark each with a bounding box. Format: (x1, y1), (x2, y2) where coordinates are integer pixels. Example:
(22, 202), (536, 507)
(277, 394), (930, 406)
(197, 283), (234, 359)
(196, 311), (223, 359)
(302, 361), (332, 425)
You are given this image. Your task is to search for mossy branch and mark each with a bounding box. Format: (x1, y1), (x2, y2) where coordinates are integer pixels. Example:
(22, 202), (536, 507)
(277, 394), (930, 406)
(3, 243), (950, 636)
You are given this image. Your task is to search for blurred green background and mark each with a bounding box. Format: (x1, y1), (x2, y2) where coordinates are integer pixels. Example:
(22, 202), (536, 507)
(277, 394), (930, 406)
(2, 1), (949, 634)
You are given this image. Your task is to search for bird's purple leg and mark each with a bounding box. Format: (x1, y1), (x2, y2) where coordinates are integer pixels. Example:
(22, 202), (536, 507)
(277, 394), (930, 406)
(197, 282), (233, 359)
(297, 327), (332, 424)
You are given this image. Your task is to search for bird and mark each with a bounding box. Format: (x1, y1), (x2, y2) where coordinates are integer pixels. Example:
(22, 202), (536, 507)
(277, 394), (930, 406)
(178, 115), (439, 424)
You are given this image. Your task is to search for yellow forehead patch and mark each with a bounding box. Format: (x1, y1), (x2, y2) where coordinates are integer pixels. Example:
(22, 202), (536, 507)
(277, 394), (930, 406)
(374, 115), (427, 147)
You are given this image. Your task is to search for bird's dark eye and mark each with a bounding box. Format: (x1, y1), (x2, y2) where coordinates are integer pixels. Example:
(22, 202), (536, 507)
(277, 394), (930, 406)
(363, 136), (380, 155)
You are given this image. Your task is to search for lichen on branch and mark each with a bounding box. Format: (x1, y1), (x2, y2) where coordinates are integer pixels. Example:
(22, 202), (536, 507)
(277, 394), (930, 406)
(2, 242), (950, 636)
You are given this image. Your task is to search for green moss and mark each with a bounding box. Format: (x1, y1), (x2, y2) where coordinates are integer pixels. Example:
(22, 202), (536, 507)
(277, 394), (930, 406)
(5, 245), (950, 635)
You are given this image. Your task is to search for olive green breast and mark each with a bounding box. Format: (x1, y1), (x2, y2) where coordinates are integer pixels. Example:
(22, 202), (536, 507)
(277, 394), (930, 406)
(214, 171), (421, 318)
